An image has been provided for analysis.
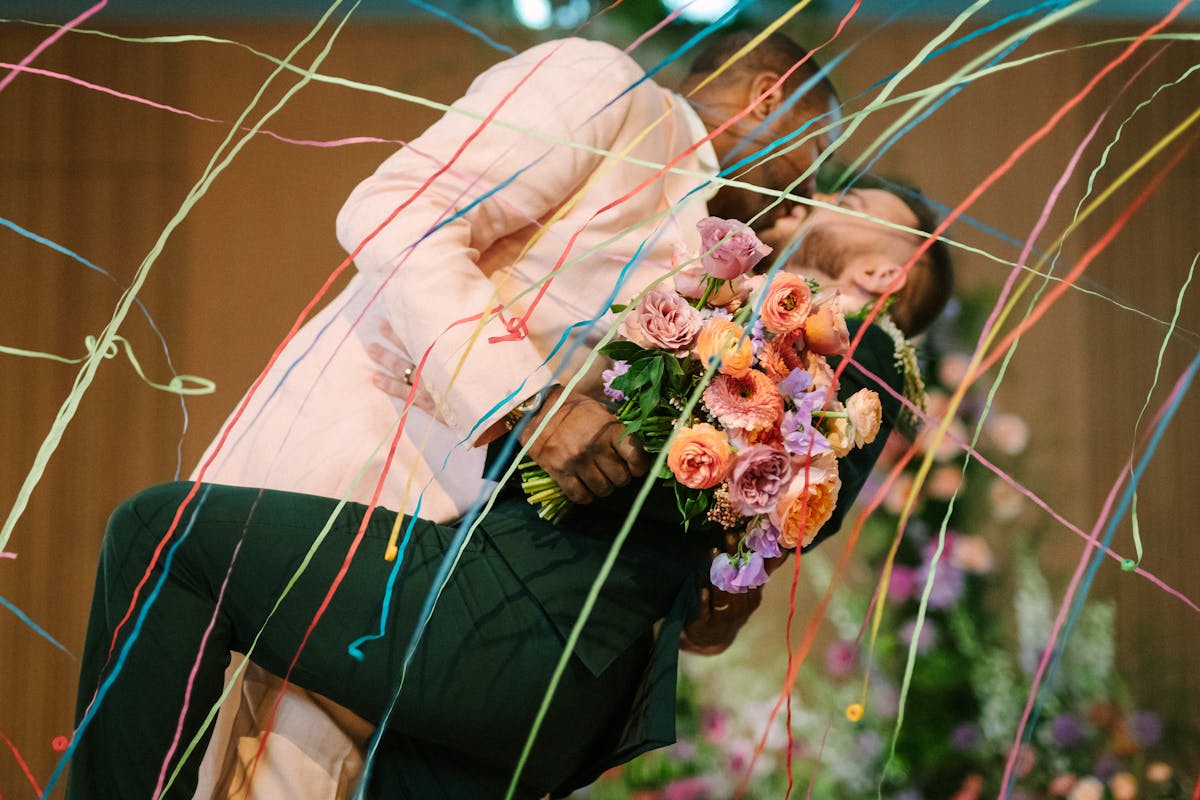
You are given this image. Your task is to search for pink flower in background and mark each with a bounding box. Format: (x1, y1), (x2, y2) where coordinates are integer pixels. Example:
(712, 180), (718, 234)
(696, 217), (772, 279)
(662, 776), (712, 800)
(825, 640), (857, 679)
(727, 444), (793, 515)
(699, 708), (729, 743)
(759, 272), (813, 334)
(620, 283), (702, 353)
(951, 535), (994, 573)
(703, 371), (783, 432)
(927, 465), (964, 500)
(989, 479), (1026, 520)
(887, 564), (917, 602)
(938, 351), (972, 387)
(986, 411), (1030, 455)
(1048, 773), (1078, 796)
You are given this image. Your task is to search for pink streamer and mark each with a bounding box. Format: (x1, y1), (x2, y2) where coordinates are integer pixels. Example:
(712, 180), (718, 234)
(0, 0), (106, 95)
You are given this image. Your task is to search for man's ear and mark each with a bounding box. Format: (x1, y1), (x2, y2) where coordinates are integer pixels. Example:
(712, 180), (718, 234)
(747, 72), (786, 120)
(850, 260), (907, 296)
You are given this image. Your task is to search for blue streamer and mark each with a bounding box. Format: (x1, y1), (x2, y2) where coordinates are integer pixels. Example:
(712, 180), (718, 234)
(405, 0), (516, 55)
(0, 593), (72, 656)
(43, 485), (213, 796)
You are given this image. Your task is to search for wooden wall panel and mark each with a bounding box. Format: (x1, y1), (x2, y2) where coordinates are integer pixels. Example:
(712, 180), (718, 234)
(1, 15), (1196, 794)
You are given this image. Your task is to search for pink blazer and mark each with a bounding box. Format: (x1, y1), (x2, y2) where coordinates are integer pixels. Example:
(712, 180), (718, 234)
(194, 37), (716, 798)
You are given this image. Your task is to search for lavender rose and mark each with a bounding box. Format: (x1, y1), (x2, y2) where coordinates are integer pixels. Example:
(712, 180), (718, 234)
(697, 217), (772, 280)
(619, 284), (703, 352)
(727, 444), (793, 516)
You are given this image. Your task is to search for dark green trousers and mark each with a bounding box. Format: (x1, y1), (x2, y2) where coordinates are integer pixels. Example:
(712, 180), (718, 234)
(67, 483), (653, 799)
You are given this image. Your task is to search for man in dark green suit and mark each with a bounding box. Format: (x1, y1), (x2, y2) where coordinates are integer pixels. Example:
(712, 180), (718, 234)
(63, 33), (953, 800)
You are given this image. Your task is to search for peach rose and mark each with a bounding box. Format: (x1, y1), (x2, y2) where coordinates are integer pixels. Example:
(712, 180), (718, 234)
(803, 303), (850, 356)
(666, 423), (733, 489)
(696, 317), (754, 377)
(760, 272), (813, 335)
(845, 388), (882, 446)
(769, 462), (841, 549)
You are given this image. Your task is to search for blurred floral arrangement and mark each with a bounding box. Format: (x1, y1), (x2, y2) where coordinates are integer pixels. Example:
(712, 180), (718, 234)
(573, 292), (1193, 800)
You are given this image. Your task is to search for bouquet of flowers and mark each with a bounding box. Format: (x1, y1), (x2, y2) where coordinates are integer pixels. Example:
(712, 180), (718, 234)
(519, 217), (884, 591)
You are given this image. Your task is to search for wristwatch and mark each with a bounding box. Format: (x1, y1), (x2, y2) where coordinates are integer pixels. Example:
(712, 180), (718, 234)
(502, 386), (555, 432)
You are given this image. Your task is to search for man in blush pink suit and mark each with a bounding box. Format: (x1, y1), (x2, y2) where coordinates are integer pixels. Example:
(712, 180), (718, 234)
(145, 31), (837, 799)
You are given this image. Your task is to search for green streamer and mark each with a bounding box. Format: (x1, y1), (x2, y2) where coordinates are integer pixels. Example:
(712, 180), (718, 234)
(1, 335), (214, 396)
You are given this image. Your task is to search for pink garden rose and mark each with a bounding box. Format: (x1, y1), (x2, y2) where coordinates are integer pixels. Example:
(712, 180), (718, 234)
(760, 272), (813, 335)
(696, 217), (772, 280)
(619, 283), (702, 353)
(727, 444), (793, 515)
(666, 423), (732, 489)
(673, 245), (754, 307)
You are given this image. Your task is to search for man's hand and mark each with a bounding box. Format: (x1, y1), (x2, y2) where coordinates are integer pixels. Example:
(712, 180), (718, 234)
(365, 321), (437, 416)
(681, 536), (790, 655)
(680, 584), (762, 655)
(519, 385), (650, 505)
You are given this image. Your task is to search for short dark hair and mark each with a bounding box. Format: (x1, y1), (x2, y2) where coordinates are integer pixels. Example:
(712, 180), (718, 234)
(686, 31), (837, 114)
(836, 172), (954, 337)
(887, 188), (954, 337)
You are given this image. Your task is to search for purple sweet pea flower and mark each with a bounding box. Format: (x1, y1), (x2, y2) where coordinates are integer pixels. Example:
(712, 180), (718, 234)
(750, 318), (767, 355)
(745, 518), (782, 558)
(709, 553), (739, 593)
(777, 367), (813, 402)
(700, 708), (729, 743)
(781, 408), (831, 457)
(730, 551), (769, 592)
(601, 360), (629, 402)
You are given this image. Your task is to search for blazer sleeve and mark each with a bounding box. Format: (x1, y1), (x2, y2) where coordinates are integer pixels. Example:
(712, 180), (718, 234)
(802, 319), (907, 552)
(336, 38), (648, 438)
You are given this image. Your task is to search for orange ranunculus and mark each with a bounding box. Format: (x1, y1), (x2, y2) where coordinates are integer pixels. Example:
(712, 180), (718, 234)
(666, 423), (733, 489)
(769, 463), (841, 549)
(760, 272), (813, 335)
(695, 317), (753, 377)
(804, 302), (850, 356)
